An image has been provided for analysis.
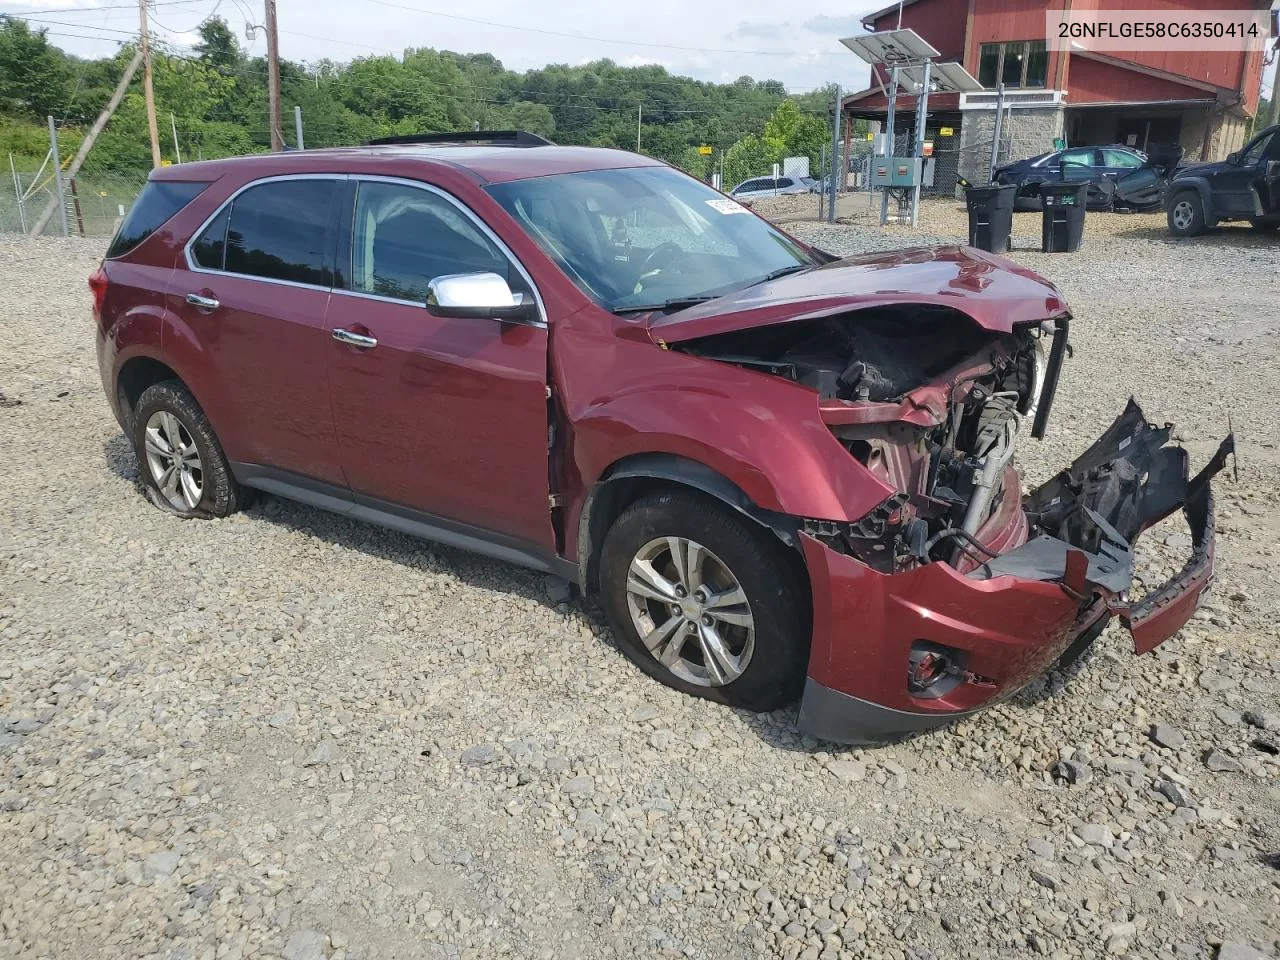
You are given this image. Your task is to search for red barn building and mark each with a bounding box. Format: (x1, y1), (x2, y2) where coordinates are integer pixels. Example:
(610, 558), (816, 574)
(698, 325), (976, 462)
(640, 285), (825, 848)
(841, 0), (1274, 192)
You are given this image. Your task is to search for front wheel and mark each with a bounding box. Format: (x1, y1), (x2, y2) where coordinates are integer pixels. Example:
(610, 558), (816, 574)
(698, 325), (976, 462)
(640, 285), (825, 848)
(1167, 192), (1205, 237)
(132, 380), (247, 519)
(598, 491), (810, 712)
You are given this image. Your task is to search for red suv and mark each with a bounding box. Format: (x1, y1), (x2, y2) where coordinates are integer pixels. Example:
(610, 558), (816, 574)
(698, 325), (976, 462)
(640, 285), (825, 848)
(93, 131), (1231, 743)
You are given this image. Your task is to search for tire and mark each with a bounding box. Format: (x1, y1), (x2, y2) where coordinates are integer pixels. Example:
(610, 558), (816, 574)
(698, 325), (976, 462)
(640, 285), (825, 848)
(132, 380), (247, 519)
(1166, 191), (1205, 237)
(1249, 216), (1280, 232)
(598, 490), (810, 712)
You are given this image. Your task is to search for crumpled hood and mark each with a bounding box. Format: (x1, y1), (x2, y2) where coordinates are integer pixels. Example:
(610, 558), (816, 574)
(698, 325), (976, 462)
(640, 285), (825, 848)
(647, 246), (1069, 344)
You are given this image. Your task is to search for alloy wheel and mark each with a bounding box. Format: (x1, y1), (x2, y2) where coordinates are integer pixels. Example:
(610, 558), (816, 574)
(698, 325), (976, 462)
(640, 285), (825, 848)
(624, 536), (755, 687)
(143, 410), (204, 511)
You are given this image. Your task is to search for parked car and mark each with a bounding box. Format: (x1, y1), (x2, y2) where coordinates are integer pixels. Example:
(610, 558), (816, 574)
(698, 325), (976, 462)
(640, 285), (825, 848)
(1164, 123), (1280, 237)
(994, 144), (1174, 211)
(92, 132), (1231, 744)
(727, 175), (811, 202)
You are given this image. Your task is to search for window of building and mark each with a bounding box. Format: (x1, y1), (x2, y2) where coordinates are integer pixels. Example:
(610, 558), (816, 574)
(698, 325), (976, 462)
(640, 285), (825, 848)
(978, 41), (1049, 89)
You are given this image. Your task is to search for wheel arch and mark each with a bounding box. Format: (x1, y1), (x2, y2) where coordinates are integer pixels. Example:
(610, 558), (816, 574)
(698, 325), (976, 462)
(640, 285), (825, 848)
(576, 452), (804, 596)
(115, 355), (184, 434)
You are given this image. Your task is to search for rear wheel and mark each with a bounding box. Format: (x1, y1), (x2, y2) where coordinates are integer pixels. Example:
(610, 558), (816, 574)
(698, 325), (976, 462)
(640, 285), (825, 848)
(598, 491), (810, 712)
(1249, 216), (1280, 232)
(132, 380), (246, 519)
(1167, 192), (1205, 237)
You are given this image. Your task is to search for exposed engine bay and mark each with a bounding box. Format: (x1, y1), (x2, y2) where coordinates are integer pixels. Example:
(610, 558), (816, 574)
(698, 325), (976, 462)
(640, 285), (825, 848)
(673, 306), (1055, 572)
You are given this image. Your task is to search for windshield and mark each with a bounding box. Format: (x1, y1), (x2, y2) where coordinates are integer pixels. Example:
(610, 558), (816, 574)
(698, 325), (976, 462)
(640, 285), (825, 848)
(485, 166), (816, 312)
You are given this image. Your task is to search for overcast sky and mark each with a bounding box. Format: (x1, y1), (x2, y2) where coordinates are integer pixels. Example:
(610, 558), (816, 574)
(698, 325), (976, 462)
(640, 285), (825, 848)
(2, 0), (1275, 98)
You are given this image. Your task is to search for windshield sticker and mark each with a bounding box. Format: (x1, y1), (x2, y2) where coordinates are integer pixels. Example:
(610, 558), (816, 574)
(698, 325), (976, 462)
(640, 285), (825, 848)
(705, 198), (751, 216)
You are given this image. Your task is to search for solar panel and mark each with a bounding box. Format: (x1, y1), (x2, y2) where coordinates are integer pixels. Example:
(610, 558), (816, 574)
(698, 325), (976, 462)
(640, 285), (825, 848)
(897, 61), (983, 94)
(839, 29), (939, 67)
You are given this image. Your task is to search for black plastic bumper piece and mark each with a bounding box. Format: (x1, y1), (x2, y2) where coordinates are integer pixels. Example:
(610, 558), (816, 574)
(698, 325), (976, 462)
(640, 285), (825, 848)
(796, 678), (983, 745)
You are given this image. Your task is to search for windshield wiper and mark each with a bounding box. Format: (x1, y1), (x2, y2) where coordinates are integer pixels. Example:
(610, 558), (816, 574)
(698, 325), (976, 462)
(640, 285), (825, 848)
(611, 295), (721, 316)
(746, 263), (813, 287)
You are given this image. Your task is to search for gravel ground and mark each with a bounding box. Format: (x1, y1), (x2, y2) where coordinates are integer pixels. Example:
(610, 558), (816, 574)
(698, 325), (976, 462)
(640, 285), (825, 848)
(1, 224), (1278, 960)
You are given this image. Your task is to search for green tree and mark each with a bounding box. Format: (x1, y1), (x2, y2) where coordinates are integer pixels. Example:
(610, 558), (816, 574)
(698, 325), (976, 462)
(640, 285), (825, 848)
(194, 17), (242, 71)
(762, 99), (830, 168)
(0, 19), (72, 120)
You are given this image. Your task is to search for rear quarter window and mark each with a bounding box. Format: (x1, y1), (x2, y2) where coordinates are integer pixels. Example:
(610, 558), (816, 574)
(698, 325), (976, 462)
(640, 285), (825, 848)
(106, 180), (209, 259)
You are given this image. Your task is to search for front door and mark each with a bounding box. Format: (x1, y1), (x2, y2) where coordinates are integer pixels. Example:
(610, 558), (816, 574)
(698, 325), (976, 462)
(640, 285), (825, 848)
(325, 178), (555, 553)
(1218, 130), (1276, 217)
(173, 176), (346, 485)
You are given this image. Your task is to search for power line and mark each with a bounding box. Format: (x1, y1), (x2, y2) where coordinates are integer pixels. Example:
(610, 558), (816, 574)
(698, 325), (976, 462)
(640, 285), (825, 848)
(357, 0), (848, 58)
(0, 0), (207, 15)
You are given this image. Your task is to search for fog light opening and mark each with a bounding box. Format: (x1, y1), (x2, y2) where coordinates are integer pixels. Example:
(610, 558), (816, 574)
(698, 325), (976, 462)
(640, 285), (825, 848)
(908, 641), (965, 699)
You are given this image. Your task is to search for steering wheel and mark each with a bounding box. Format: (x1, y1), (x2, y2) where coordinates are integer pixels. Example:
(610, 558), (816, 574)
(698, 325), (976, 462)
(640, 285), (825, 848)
(637, 241), (685, 279)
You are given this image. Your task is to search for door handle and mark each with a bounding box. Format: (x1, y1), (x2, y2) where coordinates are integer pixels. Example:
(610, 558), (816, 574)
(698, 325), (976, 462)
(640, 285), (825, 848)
(186, 292), (220, 310)
(332, 327), (378, 349)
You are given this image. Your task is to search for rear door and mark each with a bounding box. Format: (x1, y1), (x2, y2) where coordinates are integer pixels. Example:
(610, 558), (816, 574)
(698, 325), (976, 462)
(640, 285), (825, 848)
(174, 175), (346, 485)
(325, 176), (554, 552)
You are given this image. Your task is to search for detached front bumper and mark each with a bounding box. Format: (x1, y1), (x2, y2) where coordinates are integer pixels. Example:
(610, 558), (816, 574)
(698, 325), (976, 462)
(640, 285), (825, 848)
(798, 399), (1234, 745)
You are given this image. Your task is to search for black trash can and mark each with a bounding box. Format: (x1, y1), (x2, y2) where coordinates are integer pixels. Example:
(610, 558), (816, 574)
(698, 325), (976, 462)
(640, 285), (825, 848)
(1040, 181), (1089, 253)
(964, 183), (1016, 253)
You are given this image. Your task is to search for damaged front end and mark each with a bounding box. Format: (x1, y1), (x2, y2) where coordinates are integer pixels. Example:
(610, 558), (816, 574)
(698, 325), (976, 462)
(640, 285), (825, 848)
(671, 302), (1233, 743)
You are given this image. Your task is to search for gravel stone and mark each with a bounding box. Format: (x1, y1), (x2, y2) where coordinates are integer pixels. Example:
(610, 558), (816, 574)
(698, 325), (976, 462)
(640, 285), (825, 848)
(1151, 723), (1186, 749)
(1242, 710), (1280, 731)
(1206, 749), (1244, 773)
(1216, 945), (1275, 960)
(1075, 824), (1113, 847)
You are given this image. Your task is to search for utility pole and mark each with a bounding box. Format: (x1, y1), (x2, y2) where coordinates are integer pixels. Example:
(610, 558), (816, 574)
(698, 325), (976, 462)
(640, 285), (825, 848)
(295, 105), (305, 149)
(265, 0), (284, 152)
(138, 0), (162, 167)
(636, 102), (642, 153)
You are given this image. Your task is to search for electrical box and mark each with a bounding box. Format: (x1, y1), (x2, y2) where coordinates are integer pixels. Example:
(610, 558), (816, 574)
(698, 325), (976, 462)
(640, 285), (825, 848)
(869, 157), (922, 188)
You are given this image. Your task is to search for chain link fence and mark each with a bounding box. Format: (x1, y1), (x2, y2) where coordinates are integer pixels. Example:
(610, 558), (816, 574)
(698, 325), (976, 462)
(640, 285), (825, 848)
(2, 155), (148, 238)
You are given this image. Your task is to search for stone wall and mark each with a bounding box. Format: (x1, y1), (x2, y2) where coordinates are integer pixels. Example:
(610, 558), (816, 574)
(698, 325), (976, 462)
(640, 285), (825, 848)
(957, 104), (1065, 186)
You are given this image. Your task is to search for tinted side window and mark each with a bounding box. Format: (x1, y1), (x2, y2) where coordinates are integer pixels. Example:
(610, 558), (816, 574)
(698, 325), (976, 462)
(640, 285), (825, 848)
(349, 181), (512, 303)
(191, 206), (230, 270)
(225, 179), (340, 286)
(777, 178), (794, 188)
(107, 180), (208, 259)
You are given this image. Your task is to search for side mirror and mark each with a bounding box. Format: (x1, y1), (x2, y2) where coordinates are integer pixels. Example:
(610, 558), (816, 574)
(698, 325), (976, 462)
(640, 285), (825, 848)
(426, 272), (538, 323)
(1227, 150), (1241, 165)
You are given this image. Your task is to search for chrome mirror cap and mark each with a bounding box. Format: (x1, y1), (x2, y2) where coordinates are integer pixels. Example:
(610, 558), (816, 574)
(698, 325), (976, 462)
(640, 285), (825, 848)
(427, 272), (516, 311)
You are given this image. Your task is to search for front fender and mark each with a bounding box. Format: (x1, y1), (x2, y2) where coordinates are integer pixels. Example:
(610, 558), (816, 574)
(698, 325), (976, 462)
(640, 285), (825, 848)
(570, 363), (894, 525)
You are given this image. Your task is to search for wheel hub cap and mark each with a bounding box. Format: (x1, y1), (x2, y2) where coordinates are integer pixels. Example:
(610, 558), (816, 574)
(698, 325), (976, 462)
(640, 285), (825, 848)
(624, 536), (755, 687)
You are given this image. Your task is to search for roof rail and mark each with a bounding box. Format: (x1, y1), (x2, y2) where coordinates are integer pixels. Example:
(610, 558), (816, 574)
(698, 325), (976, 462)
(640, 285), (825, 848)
(365, 130), (555, 148)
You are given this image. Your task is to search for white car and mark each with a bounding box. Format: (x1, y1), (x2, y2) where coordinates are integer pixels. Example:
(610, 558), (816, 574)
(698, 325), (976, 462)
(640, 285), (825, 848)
(728, 176), (812, 202)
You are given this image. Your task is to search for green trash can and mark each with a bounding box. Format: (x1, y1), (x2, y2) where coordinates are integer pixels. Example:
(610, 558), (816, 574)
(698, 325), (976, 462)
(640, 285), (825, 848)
(1040, 181), (1089, 253)
(964, 183), (1016, 253)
